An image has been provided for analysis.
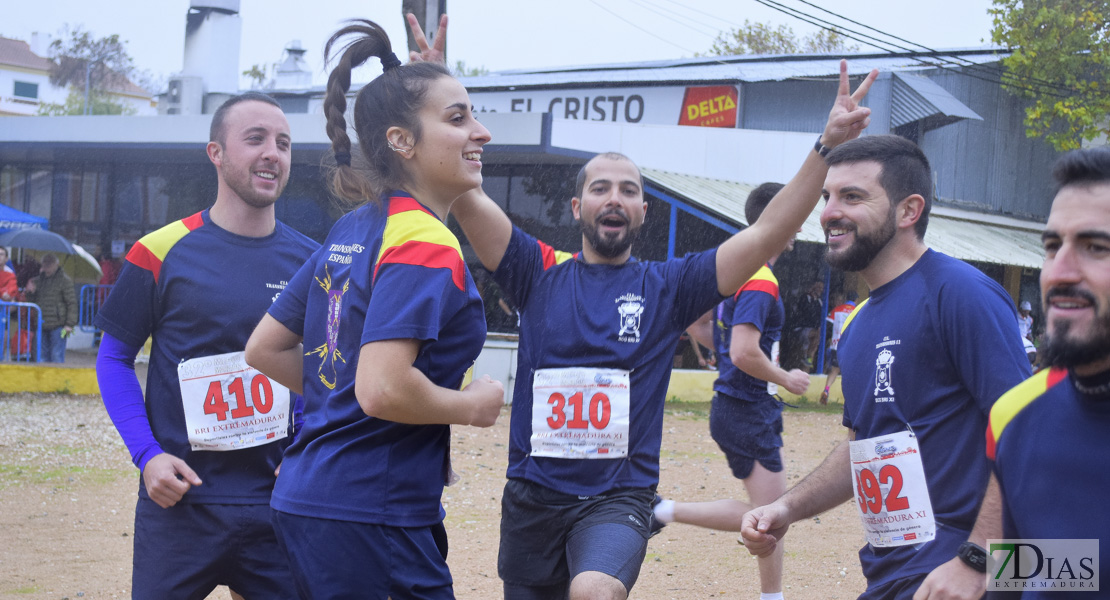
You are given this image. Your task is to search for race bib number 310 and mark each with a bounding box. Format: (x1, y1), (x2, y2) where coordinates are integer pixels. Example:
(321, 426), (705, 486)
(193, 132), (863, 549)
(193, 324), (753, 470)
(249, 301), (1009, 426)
(849, 430), (936, 547)
(530, 367), (631, 459)
(178, 351), (291, 451)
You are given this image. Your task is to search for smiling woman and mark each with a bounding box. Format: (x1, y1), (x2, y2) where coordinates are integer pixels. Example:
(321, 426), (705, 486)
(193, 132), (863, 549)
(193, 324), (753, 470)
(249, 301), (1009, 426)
(242, 15), (504, 599)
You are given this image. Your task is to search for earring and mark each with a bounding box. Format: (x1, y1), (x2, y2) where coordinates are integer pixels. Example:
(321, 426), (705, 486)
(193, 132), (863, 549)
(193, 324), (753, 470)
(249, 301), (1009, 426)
(387, 140), (406, 154)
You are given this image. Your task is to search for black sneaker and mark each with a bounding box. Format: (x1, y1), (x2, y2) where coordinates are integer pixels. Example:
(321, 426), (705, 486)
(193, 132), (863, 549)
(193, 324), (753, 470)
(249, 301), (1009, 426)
(648, 494), (666, 538)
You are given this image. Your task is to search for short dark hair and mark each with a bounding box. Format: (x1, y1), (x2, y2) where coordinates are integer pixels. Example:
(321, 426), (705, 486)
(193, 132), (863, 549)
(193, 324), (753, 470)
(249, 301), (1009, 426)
(209, 92), (282, 144)
(825, 135), (933, 240)
(1052, 147), (1110, 191)
(574, 152), (643, 198)
(744, 182), (785, 225)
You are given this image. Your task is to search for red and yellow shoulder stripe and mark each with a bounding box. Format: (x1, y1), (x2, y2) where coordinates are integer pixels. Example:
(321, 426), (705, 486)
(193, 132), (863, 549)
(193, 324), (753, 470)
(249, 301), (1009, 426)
(839, 297), (870, 336)
(735, 264), (779, 300)
(537, 239), (576, 271)
(986, 367), (1068, 460)
(374, 195), (467, 291)
(125, 211), (205, 283)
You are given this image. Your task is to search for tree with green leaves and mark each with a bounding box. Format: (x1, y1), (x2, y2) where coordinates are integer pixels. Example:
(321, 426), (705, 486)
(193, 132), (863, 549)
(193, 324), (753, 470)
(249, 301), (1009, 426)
(701, 20), (858, 57)
(990, 1), (1110, 151)
(43, 25), (140, 115)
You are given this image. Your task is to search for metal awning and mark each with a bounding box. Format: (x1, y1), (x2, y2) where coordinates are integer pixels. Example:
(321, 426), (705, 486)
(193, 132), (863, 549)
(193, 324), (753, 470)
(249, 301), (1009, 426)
(642, 168), (1045, 269)
(892, 72), (983, 131)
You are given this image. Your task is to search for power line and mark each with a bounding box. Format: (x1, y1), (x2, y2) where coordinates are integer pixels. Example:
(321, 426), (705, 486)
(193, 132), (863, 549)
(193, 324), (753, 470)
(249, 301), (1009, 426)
(750, 0), (1069, 98)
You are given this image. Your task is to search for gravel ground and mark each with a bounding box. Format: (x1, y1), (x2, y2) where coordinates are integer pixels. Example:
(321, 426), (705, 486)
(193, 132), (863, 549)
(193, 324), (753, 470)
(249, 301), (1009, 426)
(0, 393), (868, 600)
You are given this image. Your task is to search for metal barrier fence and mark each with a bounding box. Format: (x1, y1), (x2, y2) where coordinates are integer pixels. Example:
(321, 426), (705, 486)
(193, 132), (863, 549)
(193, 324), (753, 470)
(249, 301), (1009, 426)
(79, 284), (114, 333)
(0, 300), (43, 363)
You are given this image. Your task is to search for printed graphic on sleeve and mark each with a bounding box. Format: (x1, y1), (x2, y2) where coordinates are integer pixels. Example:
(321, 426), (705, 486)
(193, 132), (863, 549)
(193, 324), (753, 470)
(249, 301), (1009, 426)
(125, 212), (205, 283)
(374, 196), (467, 291)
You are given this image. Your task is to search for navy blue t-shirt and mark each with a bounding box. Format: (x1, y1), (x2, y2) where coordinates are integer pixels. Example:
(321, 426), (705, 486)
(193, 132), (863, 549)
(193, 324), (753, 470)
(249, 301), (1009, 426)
(268, 193), (486, 527)
(95, 210), (317, 504)
(494, 226), (723, 496)
(713, 263), (784, 401)
(988, 368), (1110, 598)
(838, 249), (1031, 587)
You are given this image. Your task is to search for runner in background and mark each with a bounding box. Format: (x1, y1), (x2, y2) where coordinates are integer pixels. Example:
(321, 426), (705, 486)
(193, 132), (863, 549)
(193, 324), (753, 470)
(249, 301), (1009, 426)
(819, 290), (858, 404)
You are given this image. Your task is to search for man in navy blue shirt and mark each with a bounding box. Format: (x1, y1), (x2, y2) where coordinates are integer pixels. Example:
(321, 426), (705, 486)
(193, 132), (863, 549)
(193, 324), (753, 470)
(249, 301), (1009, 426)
(741, 135), (1031, 600)
(453, 63), (877, 600)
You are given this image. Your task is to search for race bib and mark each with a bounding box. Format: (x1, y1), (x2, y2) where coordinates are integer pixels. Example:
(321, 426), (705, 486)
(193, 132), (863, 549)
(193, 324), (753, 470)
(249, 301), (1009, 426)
(767, 340), (780, 395)
(530, 367), (631, 459)
(178, 351), (291, 451)
(849, 430), (936, 547)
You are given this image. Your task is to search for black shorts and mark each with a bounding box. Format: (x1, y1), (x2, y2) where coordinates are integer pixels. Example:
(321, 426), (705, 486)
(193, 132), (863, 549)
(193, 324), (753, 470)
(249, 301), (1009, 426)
(498, 478), (653, 594)
(828, 348), (840, 368)
(709, 392), (784, 479)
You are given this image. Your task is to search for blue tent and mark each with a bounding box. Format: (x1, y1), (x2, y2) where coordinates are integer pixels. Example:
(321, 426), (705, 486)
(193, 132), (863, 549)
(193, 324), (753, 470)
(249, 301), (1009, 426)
(0, 204), (48, 233)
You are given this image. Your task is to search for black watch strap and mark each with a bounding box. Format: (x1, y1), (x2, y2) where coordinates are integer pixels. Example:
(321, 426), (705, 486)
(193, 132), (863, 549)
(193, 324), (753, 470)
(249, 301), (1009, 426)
(957, 541), (987, 573)
(814, 136), (831, 157)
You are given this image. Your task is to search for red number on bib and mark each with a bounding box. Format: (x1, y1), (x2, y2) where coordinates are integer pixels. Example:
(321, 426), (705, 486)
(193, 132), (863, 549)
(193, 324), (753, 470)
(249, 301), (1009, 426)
(858, 468), (883, 514)
(252, 375), (274, 414)
(547, 393), (567, 429)
(203, 381), (230, 421)
(589, 393), (611, 428)
(857, 465), (911, 514)
(546, 391), (611, 430)
(879, 465), (910, 511)
(566, 392), (589, 429)
(228, 377), (255, 419)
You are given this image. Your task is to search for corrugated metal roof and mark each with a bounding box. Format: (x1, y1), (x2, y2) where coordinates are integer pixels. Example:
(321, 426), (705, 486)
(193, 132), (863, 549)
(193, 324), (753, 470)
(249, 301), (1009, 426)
(891, 72), (982, 128)
(642, 167), (1045, 269)
(460, 48), (1008, 90)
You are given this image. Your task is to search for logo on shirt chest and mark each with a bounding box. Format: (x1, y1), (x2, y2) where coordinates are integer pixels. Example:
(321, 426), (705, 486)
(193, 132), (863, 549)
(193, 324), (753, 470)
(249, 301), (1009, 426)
(616, 293), (645, 343)
(306, 266), (349, 389)
(873, 337), (901, 402)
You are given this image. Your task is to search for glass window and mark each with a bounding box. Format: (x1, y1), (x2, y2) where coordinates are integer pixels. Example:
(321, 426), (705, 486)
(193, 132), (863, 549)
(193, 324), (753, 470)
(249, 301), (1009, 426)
(13, 81), (38, 99)
(1, 166), (23, 210)
(27, 169), (52, 220)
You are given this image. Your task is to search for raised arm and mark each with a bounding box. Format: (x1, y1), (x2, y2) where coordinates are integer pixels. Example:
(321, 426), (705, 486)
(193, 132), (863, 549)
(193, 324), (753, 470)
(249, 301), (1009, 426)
(715, 61), (878, 296)
(451, 186), (514, 272)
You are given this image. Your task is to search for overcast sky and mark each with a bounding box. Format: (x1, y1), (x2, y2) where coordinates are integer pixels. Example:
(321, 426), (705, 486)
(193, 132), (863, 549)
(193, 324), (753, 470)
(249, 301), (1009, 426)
(2, 0), (1000, 89)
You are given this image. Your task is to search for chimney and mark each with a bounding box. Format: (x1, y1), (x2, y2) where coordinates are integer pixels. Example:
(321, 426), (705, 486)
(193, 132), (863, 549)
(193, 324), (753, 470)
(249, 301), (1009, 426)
(182, 0), (242, 100)
(273, 40), (312, 90)
(29, 32), (52, 57)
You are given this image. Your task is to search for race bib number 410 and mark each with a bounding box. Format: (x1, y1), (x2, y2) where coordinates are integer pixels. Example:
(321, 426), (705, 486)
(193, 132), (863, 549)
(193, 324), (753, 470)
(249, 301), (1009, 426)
(530, 367), (631, 459)
(178, 351), (291, 451)
(849, 430), (936, 547)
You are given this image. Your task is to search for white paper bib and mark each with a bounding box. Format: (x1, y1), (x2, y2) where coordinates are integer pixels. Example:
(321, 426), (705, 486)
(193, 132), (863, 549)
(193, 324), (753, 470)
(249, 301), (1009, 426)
(530, 367), (631, 459)
(177, 351), (291, 451)
(849, 429), (936, 547)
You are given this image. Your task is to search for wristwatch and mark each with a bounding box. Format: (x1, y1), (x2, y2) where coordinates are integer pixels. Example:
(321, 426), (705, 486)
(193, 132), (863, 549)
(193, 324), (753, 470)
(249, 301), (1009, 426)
(957, 541), (987, 573)
(814, 136), (831, 158)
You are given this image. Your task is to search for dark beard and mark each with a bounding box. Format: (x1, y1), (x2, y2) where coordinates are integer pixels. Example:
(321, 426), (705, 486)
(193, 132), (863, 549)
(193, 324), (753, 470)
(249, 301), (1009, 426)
(824, 208), (897, 272)
(580, 216), (641, 259)
(1040, 289), (1110, 369)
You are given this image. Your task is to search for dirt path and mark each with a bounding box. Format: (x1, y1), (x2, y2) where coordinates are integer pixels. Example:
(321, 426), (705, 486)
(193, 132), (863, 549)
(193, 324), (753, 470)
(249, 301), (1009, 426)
(0, 394), (867, 599)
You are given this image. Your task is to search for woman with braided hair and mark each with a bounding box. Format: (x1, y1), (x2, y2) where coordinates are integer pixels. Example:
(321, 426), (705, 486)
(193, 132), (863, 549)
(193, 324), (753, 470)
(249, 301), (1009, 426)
(245, 15), (504, 598)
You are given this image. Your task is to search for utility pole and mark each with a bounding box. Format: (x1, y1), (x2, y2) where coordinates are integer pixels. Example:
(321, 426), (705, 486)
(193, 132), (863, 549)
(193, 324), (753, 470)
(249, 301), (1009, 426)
(403, 0), (446, 62)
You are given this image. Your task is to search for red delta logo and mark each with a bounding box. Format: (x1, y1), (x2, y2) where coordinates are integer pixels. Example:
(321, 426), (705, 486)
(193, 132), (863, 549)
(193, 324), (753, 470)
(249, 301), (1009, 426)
(678, 86), (738, 128)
